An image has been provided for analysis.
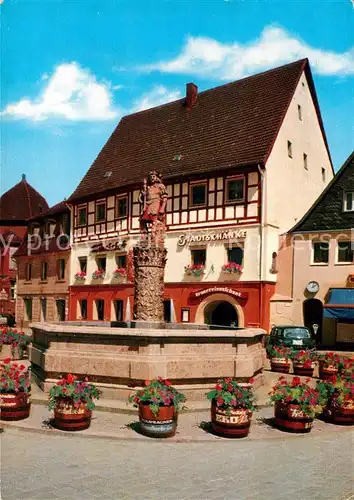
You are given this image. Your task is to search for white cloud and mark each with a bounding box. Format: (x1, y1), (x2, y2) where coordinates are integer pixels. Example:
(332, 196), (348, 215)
(141, 26), (354, 80)
(1, 62), (119, 121)
(132, 85), (181, 112)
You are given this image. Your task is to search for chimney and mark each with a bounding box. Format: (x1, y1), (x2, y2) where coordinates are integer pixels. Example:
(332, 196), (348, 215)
(186, 82), (198, 109)
(22, 174), (26, 181)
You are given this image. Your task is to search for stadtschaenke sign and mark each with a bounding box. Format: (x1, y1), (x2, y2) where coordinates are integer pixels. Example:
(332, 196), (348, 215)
(192, 287), (248, 300)
(91, 239), (127, 253)
(177, 230), (247, 247)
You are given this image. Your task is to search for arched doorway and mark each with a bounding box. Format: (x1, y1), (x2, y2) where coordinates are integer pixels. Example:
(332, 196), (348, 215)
(303, 298), (324, 342)
(204, 300), (239, 327)
(195, 293), (245, 327)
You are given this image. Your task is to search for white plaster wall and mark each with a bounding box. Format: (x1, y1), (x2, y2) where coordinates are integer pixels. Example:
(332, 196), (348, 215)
(265, 72), (333, 233)
(164, 226), (261, 283)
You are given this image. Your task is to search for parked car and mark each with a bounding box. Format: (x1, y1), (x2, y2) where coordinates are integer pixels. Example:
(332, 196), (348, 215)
(265, 325), (316, 357)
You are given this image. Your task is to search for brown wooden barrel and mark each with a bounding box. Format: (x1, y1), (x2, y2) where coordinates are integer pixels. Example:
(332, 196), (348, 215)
(319, 362), (338, 380)
(323, 400), (354, 425)
(271, 358), (290, 373)
(274, 402), (313, 433)
(293, 362), (315, 377)
(139, 403), (177, 438)
(53, 401), (92, 431)
(0, 392), (31, 421)
(211, 401), (252, 438)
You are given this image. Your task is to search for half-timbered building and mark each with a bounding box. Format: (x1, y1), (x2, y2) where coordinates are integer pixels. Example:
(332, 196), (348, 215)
(67, 59), (333, 330)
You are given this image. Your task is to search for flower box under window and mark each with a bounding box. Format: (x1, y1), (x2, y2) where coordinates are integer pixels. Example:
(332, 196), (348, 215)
(222, 262), (243, 274)
(113, 268), (127, 277)
(184, 264), (205, 277)
(75, 272), (86, 281)
(92, 269), (105, 280)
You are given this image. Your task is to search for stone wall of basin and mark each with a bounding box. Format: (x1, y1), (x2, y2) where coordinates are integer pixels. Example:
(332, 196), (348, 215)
(29, 323), (266, 401)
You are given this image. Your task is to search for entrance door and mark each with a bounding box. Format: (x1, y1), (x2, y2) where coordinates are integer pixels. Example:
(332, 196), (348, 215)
(303, 298), (324, 343)
(56, 300), (66, 322)
(205, 301), (238, 327)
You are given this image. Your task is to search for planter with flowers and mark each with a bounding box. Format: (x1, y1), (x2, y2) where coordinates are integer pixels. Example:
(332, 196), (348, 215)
(92, 269), (105, 280)
(48, 374), (101, 431)
(184, 264), (205, 278)
(74, 271), (86, 282)
(269, 346), (291, 373)
(0, 328), (31, 360)
(206, 378), (256, 438)
(128, 377), (186, 438)
(221, 262), (243, 275)
(113, 268), (127, 280)
(269, 376), (322, 433)
(291, 349), (316, 377)
(317, 352), (342, 380)
(317, 375), (354, 425)
(0, 358), (31, 421)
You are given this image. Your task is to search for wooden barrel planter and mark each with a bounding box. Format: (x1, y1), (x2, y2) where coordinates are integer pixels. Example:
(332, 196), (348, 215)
(270, 358), (290, 373)
(274, 402), (313, 433)
(139, 403), (177, 438)
(53, 400), (92, 431)
(0, 392), (31, 421)
(211, 400), (252, 438)
(323, 400), (354, 425)
(319, 362), (338, 380)
(293, 362), (315, 377)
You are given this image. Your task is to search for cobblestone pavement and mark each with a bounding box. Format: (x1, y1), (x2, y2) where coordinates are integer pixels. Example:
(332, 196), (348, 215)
(1, 427), (353, 500)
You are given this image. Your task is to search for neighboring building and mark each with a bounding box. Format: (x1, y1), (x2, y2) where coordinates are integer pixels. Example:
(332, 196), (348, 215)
(67, 59), (333, 330)
(271, 151), (354, 346)
(14, 202), (71, 328)
(0, 175), (48, 319)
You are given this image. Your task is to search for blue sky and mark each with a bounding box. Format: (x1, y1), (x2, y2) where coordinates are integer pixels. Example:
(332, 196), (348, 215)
(1, 0), (354, 206)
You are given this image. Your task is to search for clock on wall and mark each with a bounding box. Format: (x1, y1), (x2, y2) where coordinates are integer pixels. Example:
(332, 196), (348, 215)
(306, 281), (320, 294)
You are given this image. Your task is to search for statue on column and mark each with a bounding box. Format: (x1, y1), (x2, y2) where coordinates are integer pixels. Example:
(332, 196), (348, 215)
(139, 170), (168, 248)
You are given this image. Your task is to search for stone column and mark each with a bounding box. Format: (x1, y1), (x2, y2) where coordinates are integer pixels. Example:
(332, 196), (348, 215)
(133, 246), (167, 322)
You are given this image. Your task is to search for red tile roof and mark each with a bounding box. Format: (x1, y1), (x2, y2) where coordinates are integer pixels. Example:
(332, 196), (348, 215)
(69, 58), (332, 202)
(0, 176), (49, 222)
(27, 200), (69, 222)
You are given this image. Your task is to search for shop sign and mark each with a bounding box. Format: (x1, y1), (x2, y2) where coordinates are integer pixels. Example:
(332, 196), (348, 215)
(91, 239), (127, 253)
(192, 287), (248, 300)
(177, 230), (247, 247)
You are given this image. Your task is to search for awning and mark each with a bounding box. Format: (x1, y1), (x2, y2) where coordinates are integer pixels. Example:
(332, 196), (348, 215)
(324, 288), (354, 321)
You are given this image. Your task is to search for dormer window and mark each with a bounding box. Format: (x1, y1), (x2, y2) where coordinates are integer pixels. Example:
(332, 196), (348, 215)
(344, 191), (354, 212)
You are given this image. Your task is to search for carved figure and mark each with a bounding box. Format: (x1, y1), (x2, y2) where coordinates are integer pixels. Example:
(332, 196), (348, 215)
(139, 170), (168, 247)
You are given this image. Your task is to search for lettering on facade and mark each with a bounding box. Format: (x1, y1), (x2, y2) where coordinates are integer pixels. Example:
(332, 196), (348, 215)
(177, 230), (247, 247)
(90, 239), (127, 253)
(193, 287), (248, 300)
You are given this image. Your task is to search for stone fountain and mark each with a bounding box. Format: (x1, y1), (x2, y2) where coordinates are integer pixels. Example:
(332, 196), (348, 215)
(29, 171), (266, 405)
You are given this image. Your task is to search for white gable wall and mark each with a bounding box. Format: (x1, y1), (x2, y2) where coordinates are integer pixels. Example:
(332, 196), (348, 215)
(265, 71), (333, 234)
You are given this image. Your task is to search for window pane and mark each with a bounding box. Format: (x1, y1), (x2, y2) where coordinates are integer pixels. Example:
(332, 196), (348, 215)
(228, 247), (244, 265)
(114, 300), (123, 321)
(116, 255), (127, 268)
(227, 179), (244, 201)
(78, 208), (87, 226)
(96, 204), (106, 222)
(117, 197), (127, 217)
(79, 257), (87, 273)
(338, 241), (354, 263)
(80, 299), (87, 320)
(191, 249), (206, 266)
(191, 185), (206, 206)
(345, 192), (353, 212)
(313, 242), (329, 263)
(97, 257), (106, 271)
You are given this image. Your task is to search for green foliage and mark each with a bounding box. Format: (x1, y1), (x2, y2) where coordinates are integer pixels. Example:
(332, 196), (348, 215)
(128, 377), (186, 416)
(48, 374), (101, 411)
(0, 358), (30, 393)
(268, 376), (322, 417)
(206, 378), (256, 412)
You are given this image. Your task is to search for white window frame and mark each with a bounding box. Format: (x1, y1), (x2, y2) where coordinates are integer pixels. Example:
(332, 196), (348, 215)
(311, 241), (330, 266)
(336, 240), (354, 265)
(343, 191), (354, 213)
